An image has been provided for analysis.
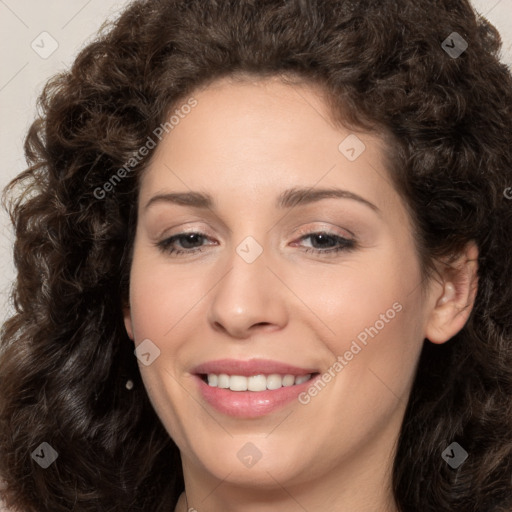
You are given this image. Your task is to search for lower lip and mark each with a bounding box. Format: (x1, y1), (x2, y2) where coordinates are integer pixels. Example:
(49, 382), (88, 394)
(194, 375), (320, 418)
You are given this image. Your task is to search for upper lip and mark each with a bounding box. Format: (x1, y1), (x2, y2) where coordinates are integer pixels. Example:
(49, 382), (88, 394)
(191, 358), (319, 377)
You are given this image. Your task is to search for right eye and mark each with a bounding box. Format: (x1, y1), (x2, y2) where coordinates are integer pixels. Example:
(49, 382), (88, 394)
(155, 232), (216, 256)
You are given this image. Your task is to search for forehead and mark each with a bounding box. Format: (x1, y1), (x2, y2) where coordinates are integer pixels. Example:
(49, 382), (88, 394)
(139, 76), (401, 221)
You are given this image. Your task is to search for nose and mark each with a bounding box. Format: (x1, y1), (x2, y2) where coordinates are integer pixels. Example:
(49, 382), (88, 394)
(207, 241), (288, 339)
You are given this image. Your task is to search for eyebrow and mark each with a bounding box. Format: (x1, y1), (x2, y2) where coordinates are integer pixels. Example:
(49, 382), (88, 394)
(144, 187), (380, 215)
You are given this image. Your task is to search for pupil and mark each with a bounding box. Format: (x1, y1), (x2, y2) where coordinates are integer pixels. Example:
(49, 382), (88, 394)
(313, 234), (334, 248)
(182, 234), (202, 248)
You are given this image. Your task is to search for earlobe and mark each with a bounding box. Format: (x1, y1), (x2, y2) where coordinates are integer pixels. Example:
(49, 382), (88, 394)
(425, 242), (479, 344)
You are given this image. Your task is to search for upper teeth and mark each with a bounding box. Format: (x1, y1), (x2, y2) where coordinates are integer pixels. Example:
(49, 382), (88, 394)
(206, 373), (312, 391)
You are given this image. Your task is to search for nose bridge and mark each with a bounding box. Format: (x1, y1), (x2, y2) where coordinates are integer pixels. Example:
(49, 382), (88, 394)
(207, 232), (287, 337)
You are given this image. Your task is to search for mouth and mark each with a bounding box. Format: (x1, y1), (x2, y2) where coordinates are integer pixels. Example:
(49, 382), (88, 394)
(191, 359), (321, 418)
(198, 372), (318, 391)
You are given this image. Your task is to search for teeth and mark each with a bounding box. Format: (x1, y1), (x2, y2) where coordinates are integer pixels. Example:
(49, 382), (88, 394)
(230, 375), (248, 391)
(218, 374), (230, 389)
(294, 374), (311, 385)
(248, 374), (267, 391)
(204, 373), (313, 391)
(282, 374), (295, 386)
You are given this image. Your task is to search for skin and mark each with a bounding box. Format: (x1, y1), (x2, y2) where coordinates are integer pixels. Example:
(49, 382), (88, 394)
(123, 75), (478, 512)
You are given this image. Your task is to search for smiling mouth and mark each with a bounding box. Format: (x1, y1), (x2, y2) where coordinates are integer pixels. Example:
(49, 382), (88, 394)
(199, 373), (319, 392)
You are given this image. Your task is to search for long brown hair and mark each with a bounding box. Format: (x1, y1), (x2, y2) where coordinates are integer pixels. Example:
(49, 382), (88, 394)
(1, 0), (511, 510)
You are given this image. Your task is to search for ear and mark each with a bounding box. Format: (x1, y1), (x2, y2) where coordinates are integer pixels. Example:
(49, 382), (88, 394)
(424, 241), (479, 344)
(122, 301), (135, 341)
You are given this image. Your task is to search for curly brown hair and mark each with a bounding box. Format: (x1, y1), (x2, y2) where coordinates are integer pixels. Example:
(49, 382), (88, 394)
(1, 0), (512, 510)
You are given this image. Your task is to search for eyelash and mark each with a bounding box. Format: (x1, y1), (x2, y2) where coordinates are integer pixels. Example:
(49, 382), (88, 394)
(155, 230), (356, 257)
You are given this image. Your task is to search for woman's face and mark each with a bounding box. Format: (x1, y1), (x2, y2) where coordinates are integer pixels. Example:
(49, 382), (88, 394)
(124, 76), (443, 503)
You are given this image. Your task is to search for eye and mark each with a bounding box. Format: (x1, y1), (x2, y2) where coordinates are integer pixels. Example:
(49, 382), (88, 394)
(293, 231), (356, 256)
(155, 232), (214, 256)
(155, 230), (356, 257)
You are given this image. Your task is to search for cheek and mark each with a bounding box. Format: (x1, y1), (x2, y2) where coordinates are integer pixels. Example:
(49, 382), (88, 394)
(127, 254), (201, 441)
(128, 250), (208, 338)
(286, 262), (425, 459)
(290, 249), (421, 340)
(289, 245), (425, 394)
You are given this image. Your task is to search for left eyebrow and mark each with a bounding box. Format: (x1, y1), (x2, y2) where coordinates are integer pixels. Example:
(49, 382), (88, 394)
(144, 186), (380, 216)
(276, 187), (380, 215)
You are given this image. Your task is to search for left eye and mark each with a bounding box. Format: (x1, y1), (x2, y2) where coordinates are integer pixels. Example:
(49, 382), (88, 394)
(155, 231), (356, 256)
(296, 232), (355, 254)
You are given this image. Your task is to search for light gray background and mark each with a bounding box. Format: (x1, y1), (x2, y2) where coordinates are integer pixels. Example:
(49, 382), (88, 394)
(1, 0), (511, 323)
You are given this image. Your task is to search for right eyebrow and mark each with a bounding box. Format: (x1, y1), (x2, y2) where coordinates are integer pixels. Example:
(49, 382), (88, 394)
(144, 192), (213, 212)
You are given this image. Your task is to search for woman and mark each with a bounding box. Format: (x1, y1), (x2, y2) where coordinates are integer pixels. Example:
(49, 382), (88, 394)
(1, 0), (511, 510)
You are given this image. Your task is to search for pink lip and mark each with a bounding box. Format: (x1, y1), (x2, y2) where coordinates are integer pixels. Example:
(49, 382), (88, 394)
(191, 358), (318, 377)
(191, 358), (320, 418)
